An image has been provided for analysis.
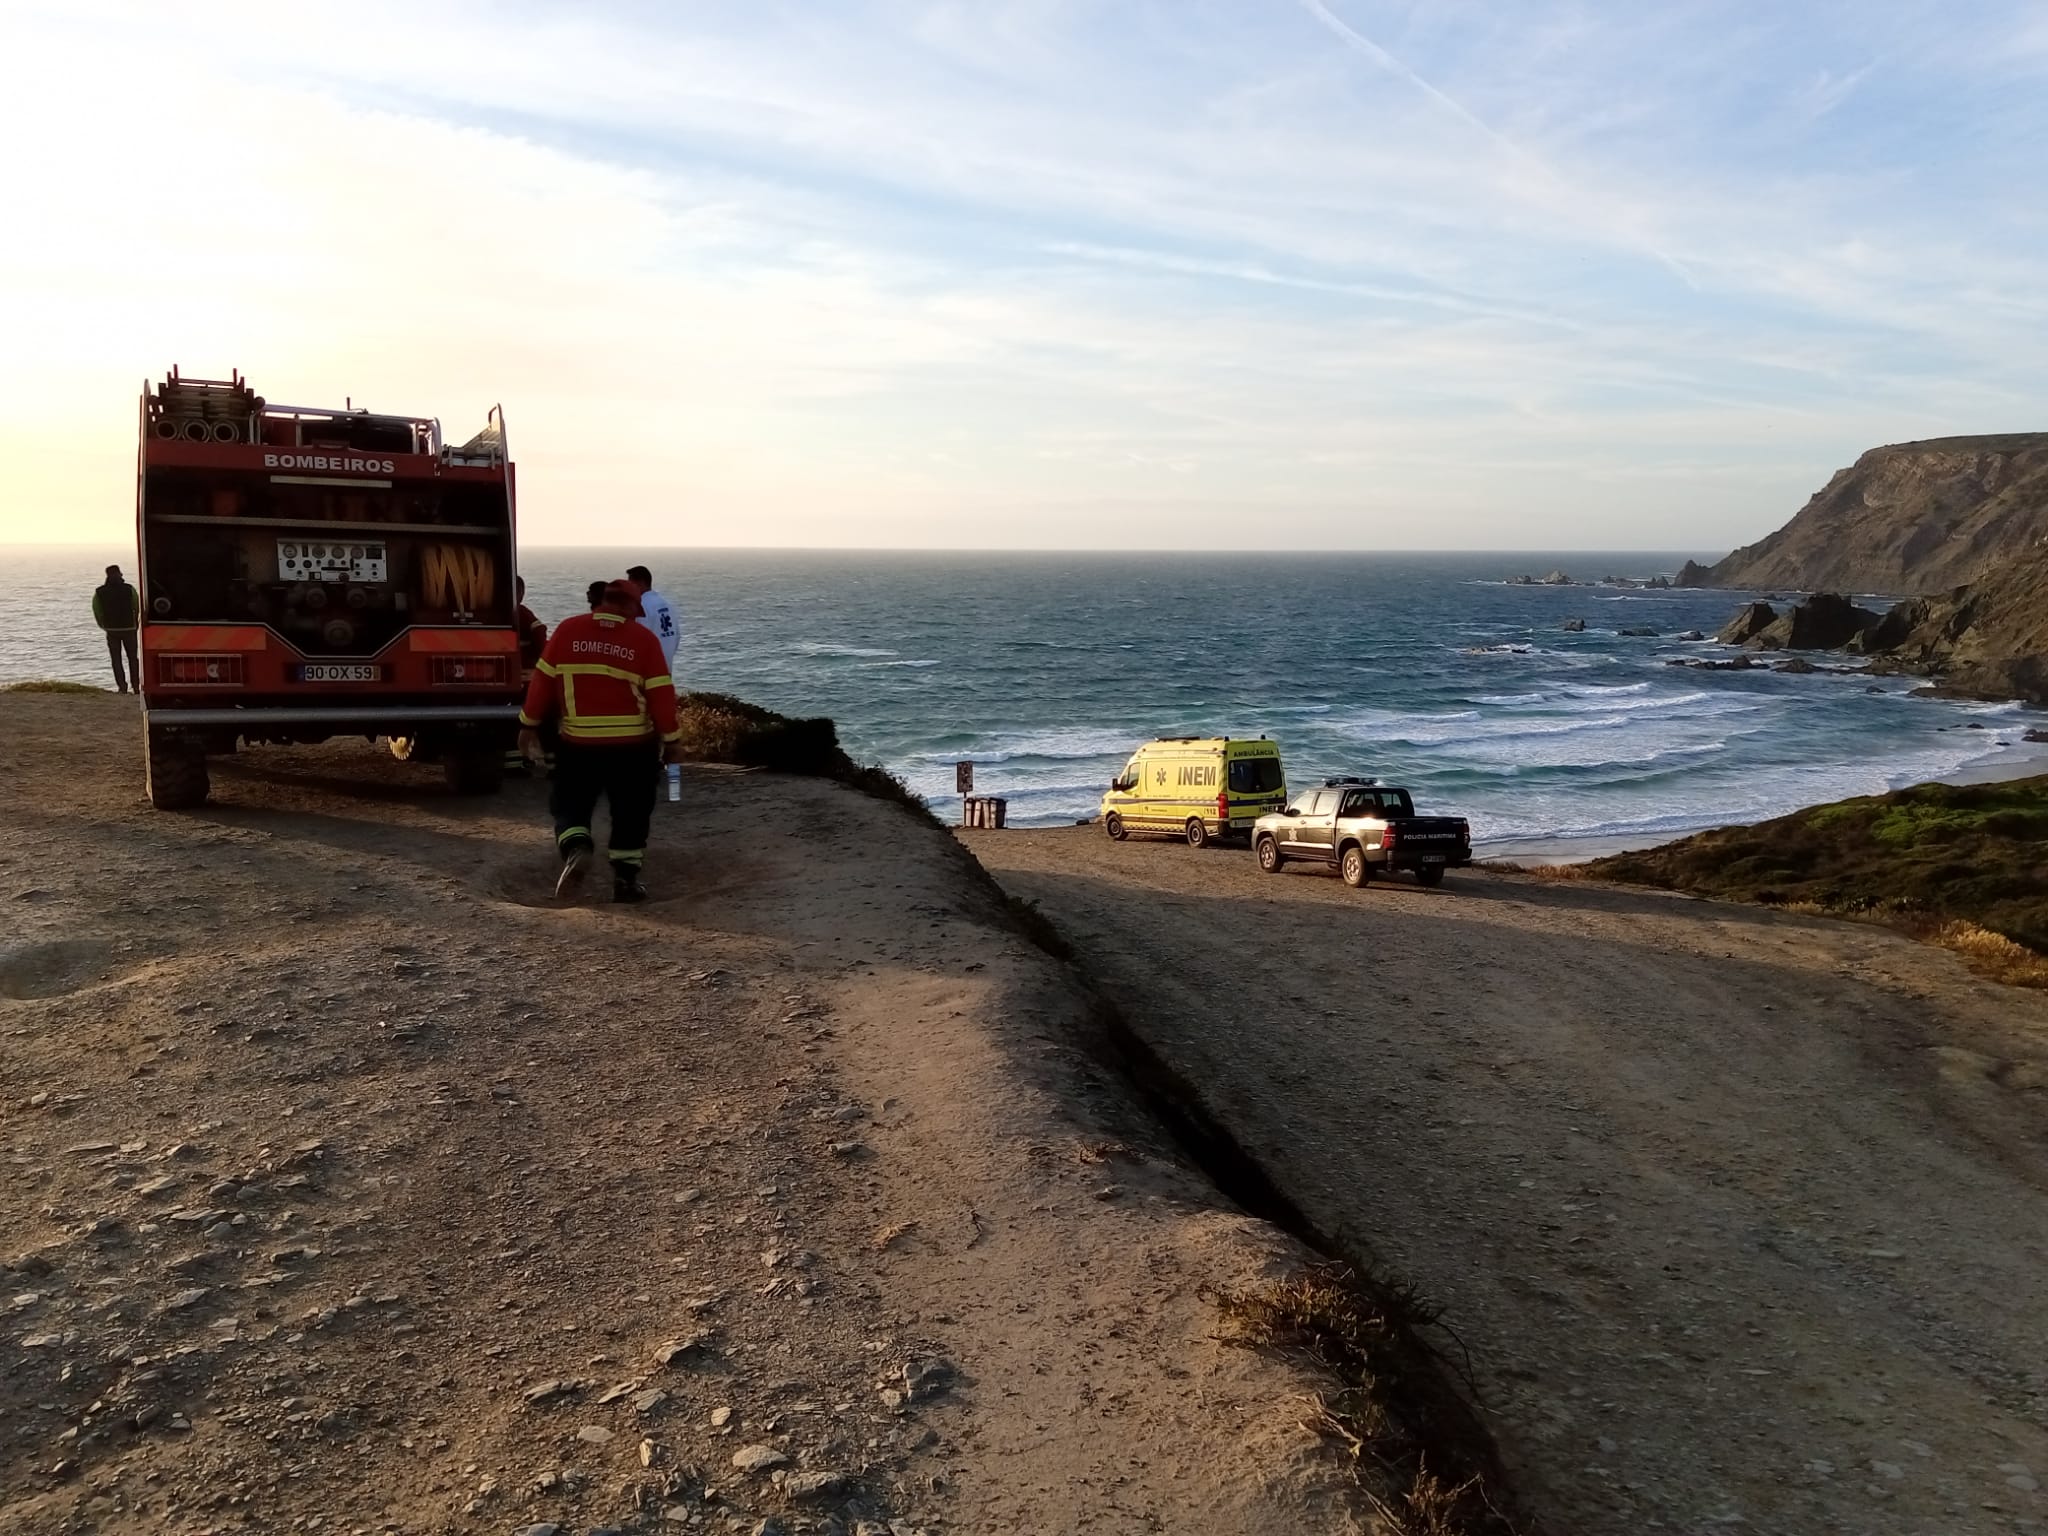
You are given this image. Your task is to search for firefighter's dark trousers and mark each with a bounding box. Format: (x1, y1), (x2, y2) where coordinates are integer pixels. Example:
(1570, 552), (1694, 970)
(106, 630), (139, 691)
(550, 740), (658, 872)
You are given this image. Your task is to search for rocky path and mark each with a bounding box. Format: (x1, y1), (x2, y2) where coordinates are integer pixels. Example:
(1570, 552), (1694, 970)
(968, 826), (2048, 1536)
(0, 693), (1359, 1535)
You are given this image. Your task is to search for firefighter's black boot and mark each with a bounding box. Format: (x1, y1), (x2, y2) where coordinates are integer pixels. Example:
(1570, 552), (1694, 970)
(611, 861), (647, 904)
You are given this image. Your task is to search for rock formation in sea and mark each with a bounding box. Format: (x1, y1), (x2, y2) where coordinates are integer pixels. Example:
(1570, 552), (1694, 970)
(1684, 431), (2048, 705)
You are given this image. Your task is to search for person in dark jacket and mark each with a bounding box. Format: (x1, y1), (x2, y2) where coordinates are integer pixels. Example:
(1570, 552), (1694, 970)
(514, 576), (548, 670)
(92, 565), (140, 693)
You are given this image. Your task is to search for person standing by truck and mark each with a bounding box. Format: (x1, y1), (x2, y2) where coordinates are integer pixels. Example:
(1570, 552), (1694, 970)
(516, 581), (684, 903)
(625, 565), (680, 673)
(92, 565), (140, 693)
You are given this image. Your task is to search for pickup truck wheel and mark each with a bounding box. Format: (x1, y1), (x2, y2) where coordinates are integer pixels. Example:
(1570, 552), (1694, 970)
(1105, 812), (1127, 841)
(1255, 835), (1282, 873)
(1184, 818), (1209, 849)
(1340, 844), (1371, 888)
(1415, 865), (1446, 888)
(444, 747), (505, 795)
(144, 725), (210, 811)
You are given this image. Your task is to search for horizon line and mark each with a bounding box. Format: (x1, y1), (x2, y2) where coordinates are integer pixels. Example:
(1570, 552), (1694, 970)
(1, 541), (1717, 557)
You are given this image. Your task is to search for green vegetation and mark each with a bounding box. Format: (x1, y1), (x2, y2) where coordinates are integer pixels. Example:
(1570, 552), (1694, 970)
(675, 690), (941, 829)
(1590, 775), (2048, 982)
(3, 679), (104, 694)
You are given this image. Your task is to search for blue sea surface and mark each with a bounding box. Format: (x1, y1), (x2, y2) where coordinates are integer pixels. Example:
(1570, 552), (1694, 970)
(6, 546), (2036, 850)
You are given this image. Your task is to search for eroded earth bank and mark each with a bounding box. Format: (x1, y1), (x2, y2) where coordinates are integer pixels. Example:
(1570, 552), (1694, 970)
(1, 692), (1372, 1536)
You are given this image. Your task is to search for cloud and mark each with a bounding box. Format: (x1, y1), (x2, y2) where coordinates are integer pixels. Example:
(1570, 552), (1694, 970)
(1, 0), (2045, 553)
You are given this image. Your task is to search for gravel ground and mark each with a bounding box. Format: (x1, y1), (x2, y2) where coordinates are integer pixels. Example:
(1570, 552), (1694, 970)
(968, 825), (2048, 1536)
(0, 693), (1364, 1536)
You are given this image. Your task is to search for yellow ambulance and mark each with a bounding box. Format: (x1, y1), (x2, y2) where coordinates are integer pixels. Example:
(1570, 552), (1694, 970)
(1100, 736), (1288, 847)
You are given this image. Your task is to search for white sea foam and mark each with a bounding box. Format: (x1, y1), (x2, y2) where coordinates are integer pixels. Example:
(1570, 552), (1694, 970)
(795, 642), (898, 658)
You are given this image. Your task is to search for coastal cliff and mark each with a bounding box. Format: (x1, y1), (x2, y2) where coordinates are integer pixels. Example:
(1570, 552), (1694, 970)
(1677, 432), (2048, 595)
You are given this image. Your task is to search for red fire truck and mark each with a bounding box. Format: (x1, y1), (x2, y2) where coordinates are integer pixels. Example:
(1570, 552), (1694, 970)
(135, 367), (525, 809)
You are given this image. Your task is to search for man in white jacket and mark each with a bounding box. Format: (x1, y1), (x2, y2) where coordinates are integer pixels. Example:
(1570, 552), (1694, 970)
(625, 565), (680, 673)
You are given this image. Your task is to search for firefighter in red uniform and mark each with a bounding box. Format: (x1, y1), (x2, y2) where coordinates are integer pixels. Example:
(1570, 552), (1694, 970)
(516, 581), (683, 902)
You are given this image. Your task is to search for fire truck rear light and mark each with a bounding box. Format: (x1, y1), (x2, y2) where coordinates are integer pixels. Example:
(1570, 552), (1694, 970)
(431, 655), (510, 686)
(159, 654), (244, 686)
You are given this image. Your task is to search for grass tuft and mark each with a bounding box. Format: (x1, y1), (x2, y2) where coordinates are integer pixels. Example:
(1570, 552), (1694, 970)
(4, 679), (104, 694)
(1214, 1263), (1523, 1536)
(1926, 920), (2048, 987)
(1477, 860), (1588, 880)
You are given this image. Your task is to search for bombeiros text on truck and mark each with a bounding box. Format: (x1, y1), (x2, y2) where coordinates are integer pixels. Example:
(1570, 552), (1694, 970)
(135, 366), (524, 809)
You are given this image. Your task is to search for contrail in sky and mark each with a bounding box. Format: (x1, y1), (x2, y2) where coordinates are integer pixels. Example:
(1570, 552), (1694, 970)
(1294, 0), (1700, 288)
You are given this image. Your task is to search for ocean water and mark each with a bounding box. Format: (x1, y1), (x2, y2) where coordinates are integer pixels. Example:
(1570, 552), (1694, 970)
(7, 546), (2038, 851)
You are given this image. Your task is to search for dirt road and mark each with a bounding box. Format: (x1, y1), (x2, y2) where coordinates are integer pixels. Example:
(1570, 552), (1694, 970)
(2, 693), (1363, 1535)
(967, 827), (2048, 1535)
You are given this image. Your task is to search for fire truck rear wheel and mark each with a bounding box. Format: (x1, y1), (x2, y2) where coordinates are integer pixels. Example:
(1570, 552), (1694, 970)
(144, 726), (210, 811)
(444, 747), (505, 796)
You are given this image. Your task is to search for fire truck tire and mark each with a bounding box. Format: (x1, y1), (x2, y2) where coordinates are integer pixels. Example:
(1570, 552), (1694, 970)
(145, 727), (210, 811)
(444, 747), (505, 796)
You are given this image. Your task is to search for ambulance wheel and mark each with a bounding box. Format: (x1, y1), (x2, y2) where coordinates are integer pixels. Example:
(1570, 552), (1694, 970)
(144, 726), (209, 811)
(1256, 835), (1282, 873)
(1416, 865), (1445, 888)
(1340, 845), (1371, 888)
(1184, 818), (1209, 849)
(444, 747), (505, 795)
(1104, 812), (1127, 841)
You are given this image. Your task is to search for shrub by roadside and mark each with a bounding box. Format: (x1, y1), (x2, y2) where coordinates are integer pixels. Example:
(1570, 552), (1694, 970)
(1583, 775), (2048, 984)
(676, 690), (940, 828)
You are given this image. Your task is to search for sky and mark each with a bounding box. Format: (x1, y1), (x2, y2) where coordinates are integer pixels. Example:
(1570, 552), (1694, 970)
(1, 1), (2044, 552)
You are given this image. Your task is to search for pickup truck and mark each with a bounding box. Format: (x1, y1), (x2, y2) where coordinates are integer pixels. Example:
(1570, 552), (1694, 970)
(1251, 778), (1472, 888)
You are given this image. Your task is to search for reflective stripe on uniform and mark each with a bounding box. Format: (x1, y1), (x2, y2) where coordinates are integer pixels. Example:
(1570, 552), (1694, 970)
(609, 848), (645, 866)
(557, 825), (591, 846)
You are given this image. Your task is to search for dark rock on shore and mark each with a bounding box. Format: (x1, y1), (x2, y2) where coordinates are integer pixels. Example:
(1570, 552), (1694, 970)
(1749, 592), (1883, 652)
(1717, 602), (1778, 645)
(1675, 630), (1705, 642)
(1561, 617), (1586, 632)
(1617, 626), (1659, 637)
(1774, 657), (1818, 674)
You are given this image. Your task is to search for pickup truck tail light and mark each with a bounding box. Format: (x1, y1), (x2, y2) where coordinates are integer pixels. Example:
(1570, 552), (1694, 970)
(1382, 825), (1398, 850)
